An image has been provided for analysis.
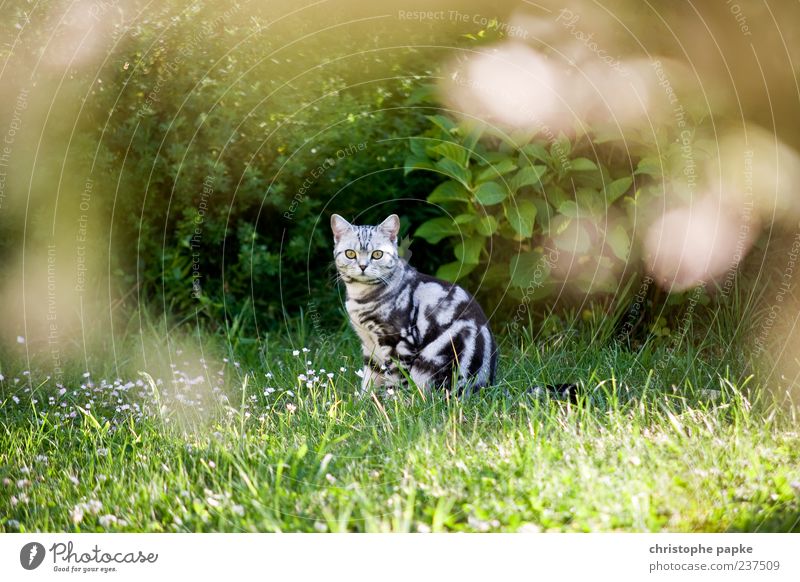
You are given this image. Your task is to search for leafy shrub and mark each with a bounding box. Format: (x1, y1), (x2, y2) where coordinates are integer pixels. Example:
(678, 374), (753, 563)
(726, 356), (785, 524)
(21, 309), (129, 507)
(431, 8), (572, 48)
(405, 100), (718, 321)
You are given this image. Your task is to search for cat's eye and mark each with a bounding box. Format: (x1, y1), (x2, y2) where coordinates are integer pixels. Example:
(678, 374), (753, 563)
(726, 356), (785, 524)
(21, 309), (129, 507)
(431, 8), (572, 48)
(371, 250), (384, 260)
(344, 250), (357, 259)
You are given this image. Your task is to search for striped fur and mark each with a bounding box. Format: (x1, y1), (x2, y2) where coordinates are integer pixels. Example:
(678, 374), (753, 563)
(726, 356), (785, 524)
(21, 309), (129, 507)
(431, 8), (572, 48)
(331, 214), (498, 394)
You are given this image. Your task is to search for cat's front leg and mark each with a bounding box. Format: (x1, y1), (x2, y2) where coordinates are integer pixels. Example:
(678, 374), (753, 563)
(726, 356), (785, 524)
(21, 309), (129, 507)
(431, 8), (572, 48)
(360, 364), (384, 392)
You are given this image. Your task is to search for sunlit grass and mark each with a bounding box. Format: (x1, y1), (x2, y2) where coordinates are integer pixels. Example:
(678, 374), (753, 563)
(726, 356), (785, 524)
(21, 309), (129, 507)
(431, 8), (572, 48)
(1, 312), (799, 532)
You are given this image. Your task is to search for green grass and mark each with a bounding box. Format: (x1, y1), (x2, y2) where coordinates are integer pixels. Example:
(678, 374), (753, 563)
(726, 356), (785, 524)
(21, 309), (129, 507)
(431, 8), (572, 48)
(1, 311), (799, 533)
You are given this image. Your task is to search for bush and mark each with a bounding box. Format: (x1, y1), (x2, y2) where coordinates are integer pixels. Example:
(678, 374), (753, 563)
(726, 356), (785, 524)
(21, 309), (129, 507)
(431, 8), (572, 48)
(405, 97), (719, 324)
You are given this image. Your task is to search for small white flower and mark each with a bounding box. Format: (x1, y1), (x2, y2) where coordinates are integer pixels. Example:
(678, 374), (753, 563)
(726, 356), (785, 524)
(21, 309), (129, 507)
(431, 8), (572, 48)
(232, 504), (245, 516)
(265, 372), (273, 379)
(339, 367), (346, 372)
(355, 369), (364, 378)
(327, 373), (334, 379)
(96, 448), (109, 457)
(292, 350), (300, 356)
(83, 372), (90, 378)
(306, 360), (312, 366)
(325, 473), (336, 484)
(68, 475), (79, 486)
(286, 403), (297, 413)
(16, 336), (25, 344)
(11, 396), (20, 404)
(302, 347), (310, 353)
(98, 514), (118, 528)
(208, 460), (216, 469)
(70, 505), (85, 524)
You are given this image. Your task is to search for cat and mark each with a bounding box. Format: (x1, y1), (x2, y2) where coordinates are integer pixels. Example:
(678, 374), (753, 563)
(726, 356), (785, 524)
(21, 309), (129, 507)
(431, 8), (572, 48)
(331, 213), (498, 395)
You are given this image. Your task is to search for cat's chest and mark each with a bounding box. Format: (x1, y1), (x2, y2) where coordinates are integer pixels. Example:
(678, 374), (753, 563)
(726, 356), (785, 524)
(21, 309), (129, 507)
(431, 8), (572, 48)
(346, 297), (407, 351)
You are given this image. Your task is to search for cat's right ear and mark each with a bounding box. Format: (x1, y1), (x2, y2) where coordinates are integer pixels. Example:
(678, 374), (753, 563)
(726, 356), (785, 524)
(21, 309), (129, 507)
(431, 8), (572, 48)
(331, 214), (352, 242)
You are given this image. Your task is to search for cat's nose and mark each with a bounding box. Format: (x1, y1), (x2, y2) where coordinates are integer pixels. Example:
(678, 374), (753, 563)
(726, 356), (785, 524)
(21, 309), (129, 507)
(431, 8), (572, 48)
(359, 263), (368, 272)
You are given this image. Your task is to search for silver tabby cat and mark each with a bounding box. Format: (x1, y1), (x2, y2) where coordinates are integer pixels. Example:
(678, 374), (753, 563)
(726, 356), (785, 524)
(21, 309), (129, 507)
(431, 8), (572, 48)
(331, 213), (497, 394)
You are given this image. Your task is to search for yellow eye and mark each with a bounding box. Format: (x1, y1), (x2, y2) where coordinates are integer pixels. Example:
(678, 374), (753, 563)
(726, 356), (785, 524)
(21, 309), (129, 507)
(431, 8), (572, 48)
(344, 250), (357, 259)
(371, 250), (384, 260)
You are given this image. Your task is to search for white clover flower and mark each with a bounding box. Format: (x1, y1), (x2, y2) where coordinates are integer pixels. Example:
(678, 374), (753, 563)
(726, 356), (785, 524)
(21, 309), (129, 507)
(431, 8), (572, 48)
(98, 514), (119, 528)
(265, 372), (273, 379)
(70, 505), (85, 524)
(292, 350), (300, 356)
(302, 347), (310, 353)
(286, 403), (297, 413)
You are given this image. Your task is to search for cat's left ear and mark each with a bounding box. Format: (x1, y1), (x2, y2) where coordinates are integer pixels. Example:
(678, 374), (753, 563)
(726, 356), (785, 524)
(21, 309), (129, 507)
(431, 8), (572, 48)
(378, 214), (400, 242)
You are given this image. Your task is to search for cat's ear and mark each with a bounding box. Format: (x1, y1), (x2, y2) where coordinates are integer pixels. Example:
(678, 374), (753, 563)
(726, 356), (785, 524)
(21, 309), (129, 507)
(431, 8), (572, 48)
(331, 214), (352, 242)
(378, 214), (400, 242)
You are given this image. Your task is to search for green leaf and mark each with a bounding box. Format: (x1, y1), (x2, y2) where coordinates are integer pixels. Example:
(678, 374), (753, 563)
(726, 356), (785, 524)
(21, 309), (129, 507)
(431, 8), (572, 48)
(454, 213), (476, 225)
(404, 155), (434, 176)
(462, 122), (485, 153)
(575, 187), (605, 215)
(475, 214), (499, 236)
(475, 159), (517, 182)
(428, 180), (471, 204)
(454, 235), (484, 264)
(409, 137), (428, 158)
(532, 198), (553, 230)
(554, 221), (591, 253)
(435, 158), (471, 187)
(509, 165), (547, 191)
(473, 181), (508, 205)
(557, 200), (579, 218)
(606, 224), (631, 261)
(426, 114), (457, 134)
(431, 141), (469, 167)
(568, 157), (598, 172)
(509, 251), (550, 288)
(604, 177), (633, 204)
(551, 132), (572, 159)
(437, 261), (477, 282)
(414, 217), (461, 244)
(520, 143), (550, 163)
(635, 156), (663, 177)
(505, 200), (537, 238)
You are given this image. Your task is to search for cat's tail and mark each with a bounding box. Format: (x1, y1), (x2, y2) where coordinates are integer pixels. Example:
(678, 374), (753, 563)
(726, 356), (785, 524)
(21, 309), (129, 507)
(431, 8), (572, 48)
(528, 383), (580, 403)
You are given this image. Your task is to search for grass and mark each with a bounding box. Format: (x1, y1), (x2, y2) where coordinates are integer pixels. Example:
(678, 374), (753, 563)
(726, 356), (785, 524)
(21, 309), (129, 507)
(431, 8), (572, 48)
(1, 309), (799, 533)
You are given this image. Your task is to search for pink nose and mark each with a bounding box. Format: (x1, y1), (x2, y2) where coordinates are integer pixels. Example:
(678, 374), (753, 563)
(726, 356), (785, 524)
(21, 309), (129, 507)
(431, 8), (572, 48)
(359, 264), (367, 272)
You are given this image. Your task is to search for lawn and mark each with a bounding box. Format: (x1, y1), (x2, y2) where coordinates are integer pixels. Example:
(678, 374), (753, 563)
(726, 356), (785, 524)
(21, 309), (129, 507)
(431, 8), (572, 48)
(2, 312), (799, 533)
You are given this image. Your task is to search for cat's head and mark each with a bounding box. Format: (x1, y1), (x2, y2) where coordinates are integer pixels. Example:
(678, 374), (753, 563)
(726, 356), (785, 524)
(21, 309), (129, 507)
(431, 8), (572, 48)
(330, 214), (401, 283)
